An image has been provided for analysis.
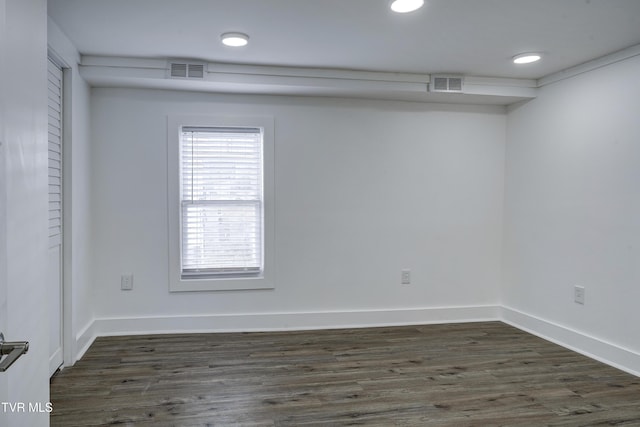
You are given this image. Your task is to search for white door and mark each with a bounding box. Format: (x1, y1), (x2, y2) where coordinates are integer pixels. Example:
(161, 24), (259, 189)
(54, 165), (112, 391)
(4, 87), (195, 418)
(0, 0), (9, 413)
(47, 58), (64, 376)
(1, 0), (51, 424)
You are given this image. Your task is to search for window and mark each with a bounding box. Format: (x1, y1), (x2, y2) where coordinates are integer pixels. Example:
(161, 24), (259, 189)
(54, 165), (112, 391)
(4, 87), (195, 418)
(180, 127), (263, 277)
(168, 116), (274, 292)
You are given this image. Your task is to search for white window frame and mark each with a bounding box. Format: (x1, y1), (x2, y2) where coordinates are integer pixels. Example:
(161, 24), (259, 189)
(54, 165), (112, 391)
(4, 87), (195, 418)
(168, 115), (275, 292)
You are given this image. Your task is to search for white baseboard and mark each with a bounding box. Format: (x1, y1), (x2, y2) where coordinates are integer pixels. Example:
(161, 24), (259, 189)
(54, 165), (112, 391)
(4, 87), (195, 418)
(71, 305), (640, 378)
(73, 319), (97, 363)
(501, 306), (640, 377)
(70, 305), (498, 364)
(88, 305), (500, 337)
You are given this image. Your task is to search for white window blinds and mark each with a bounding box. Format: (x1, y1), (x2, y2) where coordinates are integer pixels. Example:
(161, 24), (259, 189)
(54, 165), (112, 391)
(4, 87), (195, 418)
(48, 59), (63, 247)
(180, 127), (264, 277)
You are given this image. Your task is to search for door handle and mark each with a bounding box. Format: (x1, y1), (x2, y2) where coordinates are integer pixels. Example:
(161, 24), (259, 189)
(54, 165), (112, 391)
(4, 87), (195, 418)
(0, 333), (29, 373)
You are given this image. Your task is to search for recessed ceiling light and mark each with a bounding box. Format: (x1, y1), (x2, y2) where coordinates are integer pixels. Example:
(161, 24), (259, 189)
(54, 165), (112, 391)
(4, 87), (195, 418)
(390, 0), (424, 13)
(513, 53), (542, 64)
(221, 32), (249, 47)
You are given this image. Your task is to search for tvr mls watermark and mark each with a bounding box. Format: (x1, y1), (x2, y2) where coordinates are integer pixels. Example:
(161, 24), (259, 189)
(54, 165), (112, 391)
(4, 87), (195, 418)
(1, 402), (53, 413)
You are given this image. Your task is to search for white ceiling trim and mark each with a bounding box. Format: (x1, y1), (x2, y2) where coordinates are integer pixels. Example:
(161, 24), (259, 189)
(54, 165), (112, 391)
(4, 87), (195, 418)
(80, 55), (537, 105)
(538, 43), (640, 87)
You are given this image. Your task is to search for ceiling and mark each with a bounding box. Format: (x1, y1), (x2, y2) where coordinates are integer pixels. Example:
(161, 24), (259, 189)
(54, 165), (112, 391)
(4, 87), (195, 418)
(48, 0), (640, 81)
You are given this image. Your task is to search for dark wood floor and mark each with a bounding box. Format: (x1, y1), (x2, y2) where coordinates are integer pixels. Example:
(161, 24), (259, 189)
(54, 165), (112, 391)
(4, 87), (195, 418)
(50, 322), (640, 426)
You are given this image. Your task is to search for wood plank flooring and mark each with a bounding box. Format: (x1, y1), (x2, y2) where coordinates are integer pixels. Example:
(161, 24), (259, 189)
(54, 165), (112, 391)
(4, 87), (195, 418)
(50, 322), (640, 426)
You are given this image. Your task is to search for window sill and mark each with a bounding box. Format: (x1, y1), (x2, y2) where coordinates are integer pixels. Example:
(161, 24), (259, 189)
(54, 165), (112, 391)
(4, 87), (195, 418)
(169, 275), (274, 292)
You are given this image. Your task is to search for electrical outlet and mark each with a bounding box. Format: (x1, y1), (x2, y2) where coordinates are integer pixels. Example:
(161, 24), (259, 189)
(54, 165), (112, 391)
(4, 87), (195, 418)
(121, 274), (134, 291)
(401, 269), (411, 285)
(574, 285), (585, 305)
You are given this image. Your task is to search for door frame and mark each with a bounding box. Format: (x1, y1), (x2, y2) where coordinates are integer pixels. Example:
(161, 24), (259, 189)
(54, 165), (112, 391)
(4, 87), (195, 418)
(47, 49), (73, 373)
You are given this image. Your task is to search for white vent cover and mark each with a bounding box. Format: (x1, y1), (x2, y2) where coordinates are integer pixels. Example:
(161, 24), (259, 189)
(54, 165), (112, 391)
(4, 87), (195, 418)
(429, 75), (464, 93)
(169, 62), (205, 79)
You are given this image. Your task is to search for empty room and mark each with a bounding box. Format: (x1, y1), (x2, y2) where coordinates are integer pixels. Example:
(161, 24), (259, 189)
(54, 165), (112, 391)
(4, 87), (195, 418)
(2, 0), (640, 425)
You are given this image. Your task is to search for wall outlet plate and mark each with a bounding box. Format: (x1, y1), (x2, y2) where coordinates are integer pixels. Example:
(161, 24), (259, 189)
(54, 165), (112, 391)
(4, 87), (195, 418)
(574, 285), (585, 305)
(121, 274), (134, 291)
(401, 269), (411, 285)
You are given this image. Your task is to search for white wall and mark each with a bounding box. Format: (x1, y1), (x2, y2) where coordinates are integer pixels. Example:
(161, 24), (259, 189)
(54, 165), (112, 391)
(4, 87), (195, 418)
(47, 19), (94, 364)
(1, 0), (50, 425)
(89, 89), (505, 332)
(504, 55), (640, 372)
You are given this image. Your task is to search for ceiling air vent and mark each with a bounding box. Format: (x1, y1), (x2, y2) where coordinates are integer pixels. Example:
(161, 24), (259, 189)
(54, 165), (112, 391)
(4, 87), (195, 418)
(169, 62), (205, 79)
(429, 75), (464, 93)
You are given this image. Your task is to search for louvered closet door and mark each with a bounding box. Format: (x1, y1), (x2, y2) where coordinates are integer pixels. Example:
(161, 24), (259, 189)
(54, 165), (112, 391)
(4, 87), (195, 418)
(47, 58), (64, 376)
